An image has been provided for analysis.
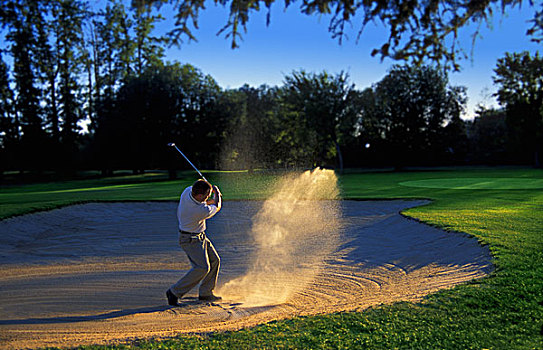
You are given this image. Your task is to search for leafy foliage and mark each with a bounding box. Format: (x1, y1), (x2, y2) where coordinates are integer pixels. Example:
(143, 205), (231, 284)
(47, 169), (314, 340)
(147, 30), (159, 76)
(466, 106), (509, 164)
(358, 65), (467, 168)
(0, 51), (17, 172)
(527, 1), (543, 43)
(494, 51), (543, 166)
(92, 62), (227, 174)
(220, 85), (280, 170)
(138, 0), (539, 70)
(0, 1), (539, 174)
(279, 70), (358, 169)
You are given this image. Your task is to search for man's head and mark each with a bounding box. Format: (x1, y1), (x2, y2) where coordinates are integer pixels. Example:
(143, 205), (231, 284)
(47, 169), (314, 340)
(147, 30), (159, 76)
(192, 179), (212, 202)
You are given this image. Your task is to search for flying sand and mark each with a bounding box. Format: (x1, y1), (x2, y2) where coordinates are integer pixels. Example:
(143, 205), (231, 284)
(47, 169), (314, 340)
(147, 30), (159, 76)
(0, 169), (492, 349)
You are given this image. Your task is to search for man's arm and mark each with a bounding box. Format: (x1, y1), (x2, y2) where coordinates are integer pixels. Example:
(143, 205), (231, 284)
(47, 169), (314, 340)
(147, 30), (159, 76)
(206, 185), (222, 211)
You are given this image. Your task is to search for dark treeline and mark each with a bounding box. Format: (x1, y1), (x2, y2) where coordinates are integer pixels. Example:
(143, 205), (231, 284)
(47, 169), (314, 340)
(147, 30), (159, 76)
(0, 0), (541, 179)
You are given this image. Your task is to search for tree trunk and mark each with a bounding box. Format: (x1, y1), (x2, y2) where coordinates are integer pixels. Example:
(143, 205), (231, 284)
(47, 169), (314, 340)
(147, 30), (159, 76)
(334, 140), (343, 174)
(49, 74), (59, 140)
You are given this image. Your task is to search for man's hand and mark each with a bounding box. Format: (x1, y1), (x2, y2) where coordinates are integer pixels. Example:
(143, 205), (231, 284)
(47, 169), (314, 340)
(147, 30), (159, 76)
(206, 185), (222, 210)
(213, 185), (222, 198)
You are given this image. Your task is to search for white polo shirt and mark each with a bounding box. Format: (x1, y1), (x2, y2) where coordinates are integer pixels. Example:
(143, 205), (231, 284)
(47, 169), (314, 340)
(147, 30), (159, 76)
(177, 186), (219, 233)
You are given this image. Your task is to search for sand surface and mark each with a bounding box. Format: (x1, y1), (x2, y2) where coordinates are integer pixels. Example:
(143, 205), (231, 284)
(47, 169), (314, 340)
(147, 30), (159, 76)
(0, 200), (492, 349)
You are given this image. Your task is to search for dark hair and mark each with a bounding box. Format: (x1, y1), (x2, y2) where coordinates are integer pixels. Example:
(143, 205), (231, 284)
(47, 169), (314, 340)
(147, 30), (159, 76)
(192, 179), (212, 196)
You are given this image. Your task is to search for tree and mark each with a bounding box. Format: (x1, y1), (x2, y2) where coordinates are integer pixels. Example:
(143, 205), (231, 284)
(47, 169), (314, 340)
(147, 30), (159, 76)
(172, 64), (227, 169)
(278, 70), (358, 170)
(0, 0), (173, 174)
(528, 2), (543, 43)
(220, 84), (279, 170)
(493, 51), (543, 167)
(138, 0), (540, 70)
(353, 87), (390, 167)
(466, 106), (508, 164)
(132, 0), (166, 75)
(94, 62), (226, 174)
(362, 64), (466, 169)
(3, 0), (49, 171)
(34, 1), (60, 143)
(92, 0), (133, 103)
(89, 0), (136, 174)
(56, 0), (88, 166)
(89, 0), (166, 143)
(0, 50), (18, 172)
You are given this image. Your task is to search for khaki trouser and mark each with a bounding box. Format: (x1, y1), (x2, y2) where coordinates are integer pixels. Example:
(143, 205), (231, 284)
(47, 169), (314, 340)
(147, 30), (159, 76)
(170, 232), (220, 298)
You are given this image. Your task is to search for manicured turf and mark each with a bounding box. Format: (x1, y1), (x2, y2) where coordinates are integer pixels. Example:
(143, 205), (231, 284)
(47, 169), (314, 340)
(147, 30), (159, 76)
(399, 177), (543, 190)
(1, 167), (542, 349)
(0, 170), (275, 219)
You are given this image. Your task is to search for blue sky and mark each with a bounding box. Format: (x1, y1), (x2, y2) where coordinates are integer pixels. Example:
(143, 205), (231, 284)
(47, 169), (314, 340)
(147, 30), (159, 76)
(155, 1), (540, 119)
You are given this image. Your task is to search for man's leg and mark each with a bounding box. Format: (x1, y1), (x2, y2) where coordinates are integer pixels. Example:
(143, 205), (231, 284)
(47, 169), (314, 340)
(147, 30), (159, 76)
(198, 238), (220, 297)
(170, 238), (210, 298)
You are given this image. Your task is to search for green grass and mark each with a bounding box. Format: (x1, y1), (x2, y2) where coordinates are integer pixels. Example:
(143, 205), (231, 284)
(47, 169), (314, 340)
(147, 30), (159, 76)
(2, 167), (542, 349)
(0, 170), (276, 219)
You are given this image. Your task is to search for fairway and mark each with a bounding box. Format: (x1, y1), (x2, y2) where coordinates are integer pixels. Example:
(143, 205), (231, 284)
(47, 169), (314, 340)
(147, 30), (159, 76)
(399, 177), (543, 190)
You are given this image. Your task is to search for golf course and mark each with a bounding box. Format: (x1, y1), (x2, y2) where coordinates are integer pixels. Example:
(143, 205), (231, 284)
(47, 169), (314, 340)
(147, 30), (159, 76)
(1, 166), (541, 349)
(1, 0), (541, 348)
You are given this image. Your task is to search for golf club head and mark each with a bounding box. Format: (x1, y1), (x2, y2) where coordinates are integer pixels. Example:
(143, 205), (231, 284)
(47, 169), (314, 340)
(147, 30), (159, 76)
(167, 143), (175, 147)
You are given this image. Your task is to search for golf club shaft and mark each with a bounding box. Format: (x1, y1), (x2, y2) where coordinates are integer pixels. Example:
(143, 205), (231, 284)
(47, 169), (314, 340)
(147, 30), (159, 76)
(170, 144), (208, 182)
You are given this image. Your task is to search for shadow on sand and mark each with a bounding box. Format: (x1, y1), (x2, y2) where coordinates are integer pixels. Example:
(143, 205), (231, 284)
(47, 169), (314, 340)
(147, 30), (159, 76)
(0, 297), (211, 325)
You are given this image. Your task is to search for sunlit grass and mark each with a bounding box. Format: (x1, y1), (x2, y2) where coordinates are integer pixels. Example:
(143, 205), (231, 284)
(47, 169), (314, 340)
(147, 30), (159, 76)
(399, 177), (543, 189)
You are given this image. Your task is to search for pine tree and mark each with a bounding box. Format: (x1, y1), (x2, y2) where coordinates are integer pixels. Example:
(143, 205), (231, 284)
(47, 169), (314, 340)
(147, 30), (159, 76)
(4, 0), (48, 171)
(0, 50), (18, 172)
(132, 1), (165, 75)
(34, 1), (60, 142)
(56, 0), (87, 159)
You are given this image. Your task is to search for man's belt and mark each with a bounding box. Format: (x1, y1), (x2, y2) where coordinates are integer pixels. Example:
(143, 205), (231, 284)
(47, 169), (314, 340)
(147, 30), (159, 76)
(179, 230), (205, 240)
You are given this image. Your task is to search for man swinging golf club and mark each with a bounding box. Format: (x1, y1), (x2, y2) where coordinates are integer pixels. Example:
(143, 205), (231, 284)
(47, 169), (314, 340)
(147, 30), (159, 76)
(166, 144), (223, 305)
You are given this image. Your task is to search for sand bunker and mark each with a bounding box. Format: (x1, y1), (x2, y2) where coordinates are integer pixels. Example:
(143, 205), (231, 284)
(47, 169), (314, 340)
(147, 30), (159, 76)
(0, 196), (492, 349)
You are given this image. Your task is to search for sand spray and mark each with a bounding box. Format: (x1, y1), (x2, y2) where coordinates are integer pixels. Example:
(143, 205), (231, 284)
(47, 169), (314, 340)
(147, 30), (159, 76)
(217, 168), (342, 306)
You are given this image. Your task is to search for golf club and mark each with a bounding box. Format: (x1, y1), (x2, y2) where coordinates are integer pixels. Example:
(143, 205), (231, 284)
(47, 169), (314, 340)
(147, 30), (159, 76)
(168, 143), (208, 182)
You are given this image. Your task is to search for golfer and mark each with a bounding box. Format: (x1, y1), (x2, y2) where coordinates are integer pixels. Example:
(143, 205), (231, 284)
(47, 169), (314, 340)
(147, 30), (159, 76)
(166, 179), (222, 305)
